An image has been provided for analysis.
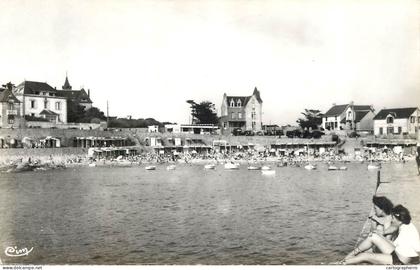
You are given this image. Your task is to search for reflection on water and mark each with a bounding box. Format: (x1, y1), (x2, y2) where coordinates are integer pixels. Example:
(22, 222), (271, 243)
(1, 162), (413, 264)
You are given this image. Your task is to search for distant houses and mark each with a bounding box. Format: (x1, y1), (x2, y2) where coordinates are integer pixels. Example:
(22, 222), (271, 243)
(322, 103), (375, 132)
(0, 75), (94, 128)
(220, 87), (263, 135)
(14, 80), (68, 124)
(0, 83), (23, 128)
(2, 74), (420, 142)
(373, 107), (420, 136)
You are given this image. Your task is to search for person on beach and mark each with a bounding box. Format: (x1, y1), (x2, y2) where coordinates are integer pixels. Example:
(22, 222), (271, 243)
(369, 196), (396, 240)
(416, 143), (420, 175)
(342, 204), (420, 265)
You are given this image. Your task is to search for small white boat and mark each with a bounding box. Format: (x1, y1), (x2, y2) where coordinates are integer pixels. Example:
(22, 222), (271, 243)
(224, 162), (240, 170)
(328, 165), (338, 171)
(261, 165), (271, 171)
(262, 169), (276, 176)
(339, 166), (348, 171)
(166, 164), (176, 170)
(304, 164), (316, 170)
(204, 164), (216, 170)
(368, 164), (380, 170)
(247, 165), (261, 170)
(145, 165), (156, 170)
(88, 163), (96, 167)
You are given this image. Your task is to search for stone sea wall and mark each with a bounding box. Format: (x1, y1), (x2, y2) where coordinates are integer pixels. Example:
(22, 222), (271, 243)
(0, 128), (335, 148)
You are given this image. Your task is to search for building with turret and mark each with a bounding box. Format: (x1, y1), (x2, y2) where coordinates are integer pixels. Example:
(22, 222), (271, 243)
(220, 87), (263, 135)
(57, 75), (93, 111)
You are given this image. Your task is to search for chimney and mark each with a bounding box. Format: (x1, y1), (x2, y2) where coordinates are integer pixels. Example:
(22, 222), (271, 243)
(88, 89), (90, 97)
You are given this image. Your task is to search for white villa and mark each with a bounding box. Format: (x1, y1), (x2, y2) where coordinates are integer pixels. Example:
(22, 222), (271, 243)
(373, 107), (420, 136)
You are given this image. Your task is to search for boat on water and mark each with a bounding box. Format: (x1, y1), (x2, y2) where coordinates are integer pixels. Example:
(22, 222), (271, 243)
(145, 165), (156, 170)
(261, 165), (271, 171)
(88, 163), (96, 167)
(328, 165), (338, 171)
(304, 164), (316, 170)
(166, 164), (176, 170)
(204, 164), (216, 170)
(261, 169), (276, 176)
(367, 164), (381, 170)
(339, 166), (348, 171)
(224, 162), (240, 170)
(247, 165), (261, 170)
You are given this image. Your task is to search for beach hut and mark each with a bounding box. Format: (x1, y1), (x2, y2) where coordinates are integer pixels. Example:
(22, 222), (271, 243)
(22, 137), (35, 148)
(43, 136), (61, 148)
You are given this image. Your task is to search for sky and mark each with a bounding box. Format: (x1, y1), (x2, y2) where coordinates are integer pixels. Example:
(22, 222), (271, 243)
(0, 0), (419, 125)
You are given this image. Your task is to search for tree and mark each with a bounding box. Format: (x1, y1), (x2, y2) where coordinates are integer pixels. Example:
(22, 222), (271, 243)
(67, 99), (107, 123)
(108, 117), (164, 128)
(78, 107), (107, 123)
(67, 100), (86, 123)
(186, 100), (218, 125)
(296, 109), (323, 130)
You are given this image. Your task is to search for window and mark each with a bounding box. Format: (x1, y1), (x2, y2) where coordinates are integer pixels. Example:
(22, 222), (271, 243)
(8, 115), (14, 124)
(44, 100), (48, 109)
(237, 99), (241, 107)
(334, 122), (338, 128)
(379, 127), (383, 135)
(8, 103), (14, 110)
(410, 116), (415, 123)
(387, 127), (394, 134)
(30, 100), (36, 109)
(386, 116), (393, 124)
(55, 102), (61, 110)
(31, 113), (35, 117)
(230, 100), (235, 107)
(418, 117), (420, 123)
(223, 122), (226, 128)
(231, 112), (235, 119)
(398, 127), (402, 134)
(238, 112), (242, 118)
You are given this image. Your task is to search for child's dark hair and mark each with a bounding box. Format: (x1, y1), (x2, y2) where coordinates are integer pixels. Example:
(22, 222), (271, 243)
(372, 196), (394, 215)
(392, 204), (411, 225)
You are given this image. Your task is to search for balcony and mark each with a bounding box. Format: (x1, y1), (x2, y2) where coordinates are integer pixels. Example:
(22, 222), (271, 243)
(6, 110), (18, 115)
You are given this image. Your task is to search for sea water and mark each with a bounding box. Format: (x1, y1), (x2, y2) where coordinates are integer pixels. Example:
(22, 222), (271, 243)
(1, 162), (410, 264)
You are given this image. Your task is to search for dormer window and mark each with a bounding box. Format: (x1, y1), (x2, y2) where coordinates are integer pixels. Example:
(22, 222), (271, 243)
(230, 99), (235, 107)
(386, 116), (394, 124)
(237, 99), (241, 107)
